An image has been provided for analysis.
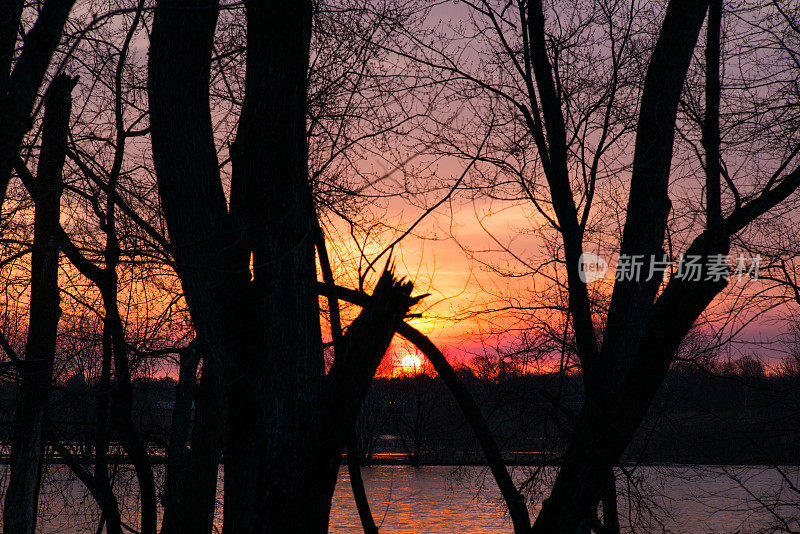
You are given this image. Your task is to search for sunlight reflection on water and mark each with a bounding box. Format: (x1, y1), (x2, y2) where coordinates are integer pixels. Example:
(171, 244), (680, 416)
(2, 464), (797, 533)
(330, 465), (516, 533)
(328, 465), (799, 533)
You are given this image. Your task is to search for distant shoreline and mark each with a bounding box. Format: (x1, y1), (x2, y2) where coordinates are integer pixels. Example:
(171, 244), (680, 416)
(2, 456), (797, 467)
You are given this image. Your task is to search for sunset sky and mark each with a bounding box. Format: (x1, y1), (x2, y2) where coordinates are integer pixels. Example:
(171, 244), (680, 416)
(325, 158), (793, 372)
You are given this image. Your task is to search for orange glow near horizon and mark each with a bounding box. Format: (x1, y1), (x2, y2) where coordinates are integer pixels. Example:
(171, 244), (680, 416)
(399, 353), (423, 374)
(1, 153), (791, 382)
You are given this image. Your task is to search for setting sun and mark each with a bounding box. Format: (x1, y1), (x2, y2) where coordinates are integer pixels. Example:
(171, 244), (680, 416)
(399, 353), (423, 374)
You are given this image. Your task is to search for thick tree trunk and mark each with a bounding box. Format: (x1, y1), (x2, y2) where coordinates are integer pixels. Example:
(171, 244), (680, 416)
(534, 241), (728, 534)
(181, 365), (222, 534)
(3, 73), (72, 534)
(600, 469), (619, 534)
(149, 0), (325, 530)
(531, 402), (629, 534)
(224, 2), (323, 530)
(0, 0), (75, 207)
(150, 1), (424, 531)
(161, 346), (221, 534)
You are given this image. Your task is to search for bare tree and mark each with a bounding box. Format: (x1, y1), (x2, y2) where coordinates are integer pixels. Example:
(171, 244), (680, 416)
(383, 0), (800, 531)
(0, 0), (76, 209)
(3, 72), (75, 534)
(3, 0), (800, 532)
(148, 3), (431, 532)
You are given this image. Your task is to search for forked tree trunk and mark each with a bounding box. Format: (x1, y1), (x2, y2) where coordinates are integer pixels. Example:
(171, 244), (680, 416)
(148, 1), (318, 531)
(162, 344), (221, 534)
(3, 73), (73, 534)
(529, 1), (717, 531)
(533, 242), (729, 534)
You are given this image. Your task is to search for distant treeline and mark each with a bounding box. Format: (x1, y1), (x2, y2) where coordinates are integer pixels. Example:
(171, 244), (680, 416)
(1, 356), (798, 466)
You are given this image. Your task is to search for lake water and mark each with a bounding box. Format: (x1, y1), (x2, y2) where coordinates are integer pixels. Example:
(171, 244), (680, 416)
(4, 465), (799, 532)
(330, 465), (800, 533)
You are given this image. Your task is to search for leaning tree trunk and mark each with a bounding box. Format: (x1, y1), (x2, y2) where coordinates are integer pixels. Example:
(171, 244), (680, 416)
(3, 73), (74, 534)
(348, 434), (380, 534)
(399, 324), (532, 533)
(319, 281), (533, 534)
(290, 268), (422, 532)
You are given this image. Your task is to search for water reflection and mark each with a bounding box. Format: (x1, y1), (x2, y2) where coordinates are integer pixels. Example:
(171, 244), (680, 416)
(329, 465), (800, 533)
(1, 465), (797, 533)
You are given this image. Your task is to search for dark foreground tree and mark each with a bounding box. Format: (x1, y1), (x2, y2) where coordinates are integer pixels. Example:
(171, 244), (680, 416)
(149, 0), (425, 531)
(3, 73), (75, 534)
(530, 1), (800, 530)
(0, 0), (76, 210)
(388, 0), (800, 531)
(161, 341), (222, 534)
